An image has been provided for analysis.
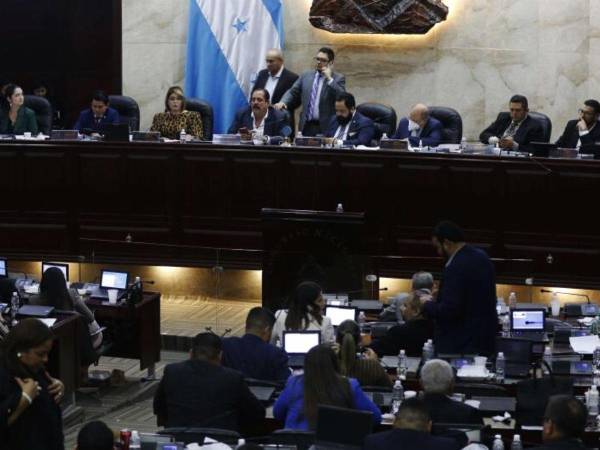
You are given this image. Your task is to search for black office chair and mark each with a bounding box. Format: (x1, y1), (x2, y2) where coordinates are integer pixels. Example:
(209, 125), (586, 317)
(185, 97), (213, 141)
(269, 430), (315, 450)
(370, 322), (397, 338)
(429, 106), (463, 144)
(529, 111), (552, 143)
(356, 102), (397, 140)
(315, 404), (374, 448)
(159, 427), (240, 446)
(108, 95), (140, 131)
(24, 95), (52, 134)
(454, 382), (509, 398)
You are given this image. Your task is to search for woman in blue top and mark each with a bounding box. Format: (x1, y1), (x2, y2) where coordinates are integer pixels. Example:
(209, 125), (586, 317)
(273, 344), (382, 430)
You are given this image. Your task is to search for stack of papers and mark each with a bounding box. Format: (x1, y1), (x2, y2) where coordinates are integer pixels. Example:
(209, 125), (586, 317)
(457, 365), (490, 379)
(570, 335), (600, 354)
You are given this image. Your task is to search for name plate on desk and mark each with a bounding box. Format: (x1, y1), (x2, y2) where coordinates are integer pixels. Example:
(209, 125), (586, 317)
(550, 148), (579, 159)
(132, 131), (161, 142)
(295, 136), (324, 147)
(380, 139), (408, 150)
(50, 130), (79, 140)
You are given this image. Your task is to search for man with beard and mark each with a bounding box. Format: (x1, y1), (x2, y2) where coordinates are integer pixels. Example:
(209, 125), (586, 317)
(324, 92), (375, 146)
(556, 99), (600, 149)
(228, 88), (289, 140)
(420, 221), (498, 356)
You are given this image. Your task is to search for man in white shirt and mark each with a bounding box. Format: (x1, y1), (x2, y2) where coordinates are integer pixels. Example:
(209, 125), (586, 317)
(252, 49), (298, 106)
(227, 88), (289, 140)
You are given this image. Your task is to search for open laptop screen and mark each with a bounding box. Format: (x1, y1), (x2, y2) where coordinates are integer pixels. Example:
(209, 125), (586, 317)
(100, 270), (129, 290)
(42, 262), (69, 281)
(326, 306), (357, 327)
(511, 309), (545, 331)
(283, 331), (321, 355)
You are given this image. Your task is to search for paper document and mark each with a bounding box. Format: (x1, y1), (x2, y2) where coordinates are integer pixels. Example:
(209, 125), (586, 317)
(570, 335), (600, 354)
(38, 318), (57, 327)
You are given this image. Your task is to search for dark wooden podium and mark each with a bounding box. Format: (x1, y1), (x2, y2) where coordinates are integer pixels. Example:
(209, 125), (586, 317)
(261, 208), (366, 312)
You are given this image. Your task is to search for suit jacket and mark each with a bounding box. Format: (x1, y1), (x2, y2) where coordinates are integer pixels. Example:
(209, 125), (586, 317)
(556, 119), (600, 148)
(370, 318), (434, 357)
(280, 69), (346, 134)
(253, 67), (299, 104)
(393, 117), (443, 147)
(0, 106), (38, 135)
(363, 428), (461, 450)
(422, 393), (484, 425)
(153, 359), (265, 431)
(479, 113), (545, 152)
(222, 333), (291, 382)
(423, 245), (498, 355)
(227, 106), (289, 137)
(325, 111), (376, 146)
(529, 438), (589, 450)
(73, 107), (120, 132)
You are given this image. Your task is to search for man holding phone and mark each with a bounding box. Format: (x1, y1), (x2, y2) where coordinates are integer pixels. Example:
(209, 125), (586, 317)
(274, 47), (345, 136)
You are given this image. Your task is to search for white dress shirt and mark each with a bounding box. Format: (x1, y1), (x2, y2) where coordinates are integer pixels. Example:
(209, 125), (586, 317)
(333, 112), (354, 141)
(251, 109), (269, 136)
(264, 67), (284, 101)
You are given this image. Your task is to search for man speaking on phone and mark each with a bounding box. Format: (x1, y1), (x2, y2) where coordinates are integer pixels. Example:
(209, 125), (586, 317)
(274, 47), (346, 136)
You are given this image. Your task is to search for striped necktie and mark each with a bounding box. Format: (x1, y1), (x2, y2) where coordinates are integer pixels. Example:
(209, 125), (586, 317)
(306, 72), (322, 121)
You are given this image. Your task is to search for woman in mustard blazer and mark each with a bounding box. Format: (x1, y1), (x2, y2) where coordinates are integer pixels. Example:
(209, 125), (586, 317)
(0, 84), (38, 135)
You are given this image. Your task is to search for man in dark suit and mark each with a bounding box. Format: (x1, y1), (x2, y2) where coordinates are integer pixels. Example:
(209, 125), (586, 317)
(529, 396), (588, 450)
(422, 221), (498, 355)
(420, 360), (484, 425)
(324, 92), (375, 147)
(480, 94), (545, 152)
(228, 88), (289, 140)
(252, 49), (298, 105)
(73, 90), (120, 133)
(363, 398), (461, 450)
(153, 332), (265, 431)
(222, 307), (290, 382)
(556, 99), (600, 149)
(393, 104), (443, 147)
(274, 47), (345, 136)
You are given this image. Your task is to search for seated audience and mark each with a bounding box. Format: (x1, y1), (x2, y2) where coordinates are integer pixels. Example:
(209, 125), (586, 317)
(150, 86), (203, 140)
(0, 319), (65, 450)
(529, 395), (588, 450)
(0, 84), (39, 135)
(392, 104), (442, 147)
(222, 306), (290, 382)
(76, 420), (115, 450)
(480, 94), (544, 152)
(363, 397), (461, 450)
(271, 281), (335, 345)
(420, 359), (483, 425)
(325, 92), (375, 146)
(73, 90), (120, 133)
(336, 320), (391, 388)
(153, 332), (265, 431)
(273, 344), (381, 430)
(228, 88), (289, 140)
(379, 271), (434, 323)
(556, 99), (600, 149)
(370, 292), (433, 357)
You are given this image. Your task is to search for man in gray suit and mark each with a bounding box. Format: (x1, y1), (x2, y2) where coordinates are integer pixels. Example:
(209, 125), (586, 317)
(274, 47), (345, 136)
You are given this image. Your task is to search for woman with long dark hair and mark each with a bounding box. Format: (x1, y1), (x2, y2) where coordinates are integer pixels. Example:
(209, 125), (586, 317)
(271, 281), (334, 345)
(0, 84), (38, 135)
(273, 344), (381, 430)
(0, 318), (65, 449)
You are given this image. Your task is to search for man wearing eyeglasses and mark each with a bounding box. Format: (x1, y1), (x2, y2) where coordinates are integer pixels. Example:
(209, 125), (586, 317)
(274, 47), (346, 137)
(556, 100), (600, 149)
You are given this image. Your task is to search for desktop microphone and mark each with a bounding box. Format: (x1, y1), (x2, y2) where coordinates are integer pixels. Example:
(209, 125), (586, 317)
(540, 288), (590, 304)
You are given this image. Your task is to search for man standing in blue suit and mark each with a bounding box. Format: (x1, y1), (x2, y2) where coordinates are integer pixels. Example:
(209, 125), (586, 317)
(73, 91), (120, 133)
(393, 103), (443, 147)
(325, 92), (375, 147)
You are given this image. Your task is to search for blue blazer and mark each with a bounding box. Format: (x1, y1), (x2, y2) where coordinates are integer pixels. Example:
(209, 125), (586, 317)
(73, 107), (120, 132)
(423, 244), (498, 356)
(325, 111), (376, 146)
(273, 375), (381, 431)
(227, 106), (289, 137)
(364, 429), (462, 450)
(221, 334), (291, 382)
(393, 116), (443, 147)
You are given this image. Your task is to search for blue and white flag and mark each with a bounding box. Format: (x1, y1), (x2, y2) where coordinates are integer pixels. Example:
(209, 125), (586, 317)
(185, 0), (284, 134)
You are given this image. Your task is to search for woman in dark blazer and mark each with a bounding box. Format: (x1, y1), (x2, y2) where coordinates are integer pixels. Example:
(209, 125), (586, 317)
(0, 84), (38, 135)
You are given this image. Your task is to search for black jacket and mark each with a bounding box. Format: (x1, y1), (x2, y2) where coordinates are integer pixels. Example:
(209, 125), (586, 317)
(363, 428), (461, 450)
(253, 67), (299, 104)
(227, 106), (289, 137)
(480, 113), (545, 152)
(370, 319), (434, 357)
(529, 438), (589, 450)
(556, 119), (600, 148)
(422, 393), (484, 425)
(153, 359), (265, 431)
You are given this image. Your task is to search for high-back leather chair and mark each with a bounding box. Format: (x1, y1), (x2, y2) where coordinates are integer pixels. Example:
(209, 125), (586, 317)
(23, 95), (52, 134)
(356, 102), (397, 140)
(185, 98), (213, 141)
(429, 106), (463, 144)
(528, 111), (552, 142)
(108, 95), (140, 131)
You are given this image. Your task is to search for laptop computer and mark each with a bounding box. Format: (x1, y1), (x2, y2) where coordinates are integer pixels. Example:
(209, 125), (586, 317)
(496, 337), (533, 378)
(325, 305), (357, 327)
(18, 304), (55, 318)
(282, 330), (321, 367)
(102, 123), (130, 142)
(323, 293), (349, 306)
(91, 269), (129, 299)
(510, 308), (548, 341)
(42, 261), (69, 281)
(350, 300), (383, 311)
(551, 360), (593, 376)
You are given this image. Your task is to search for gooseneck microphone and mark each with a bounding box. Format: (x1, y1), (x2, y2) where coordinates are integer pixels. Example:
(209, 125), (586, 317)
(540, 288), (590, 304)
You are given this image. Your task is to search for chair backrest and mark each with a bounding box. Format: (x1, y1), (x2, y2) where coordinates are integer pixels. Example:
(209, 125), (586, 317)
(428, 106), (463, 144)
(528, 111), (552, 142)
(496, 337), (533, 363)
(316, 404), (373, 448)
(23, 95), (52, 134)
(356, 102), (397, 140)
(108, 95), (140, 131)
(454, 382), (509, 398)
(186, 97), (213, 141)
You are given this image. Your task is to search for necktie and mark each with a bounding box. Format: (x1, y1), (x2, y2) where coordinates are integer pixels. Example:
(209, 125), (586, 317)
(306, 73), (322, 121)
(503, 121), (518, 138)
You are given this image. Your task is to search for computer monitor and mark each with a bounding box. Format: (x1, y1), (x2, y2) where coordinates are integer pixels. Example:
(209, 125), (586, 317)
(42, 262), (69, 281)
(100, 270), (129, 290)
(282, 331), (321, 355)
(325, 305), (358, 327)
(0, 259), (6, 277)
(510, 309), (545, 331)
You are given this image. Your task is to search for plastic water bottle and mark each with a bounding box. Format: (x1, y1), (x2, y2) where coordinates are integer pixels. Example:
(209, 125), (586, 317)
(418, 139), (423, 150)
(357, 311), (366, 329)
(510, 434), (523, 450)
(542, 346), (553, 375)
(495, 352), (505, 383)
(179, 128), (186, 143)
(492, 435), (505, 450)
(381, 133), (388, 141)
(508, 292), (517, 308)
(235, 439), (246, 449)
(391, 379), (404, 414)
(427, 339), (435, 358)
(10, 292), (19, 326)
(460, 136), (467, 151)
(588, 386), (599, 416)
(502, 314), (510, 336)
(129, 430), (141, 450)
(422, 341), (433, 363)
(397, 349), (407, 380)
(336, 203), (344, 213)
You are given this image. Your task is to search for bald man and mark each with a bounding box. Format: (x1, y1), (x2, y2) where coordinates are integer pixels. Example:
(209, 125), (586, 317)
(252, 49), (299, 105)
(393, 103), (443, 147)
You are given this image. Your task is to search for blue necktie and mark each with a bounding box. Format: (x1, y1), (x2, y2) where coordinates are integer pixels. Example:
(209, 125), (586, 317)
(306, 72), (322, 121)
